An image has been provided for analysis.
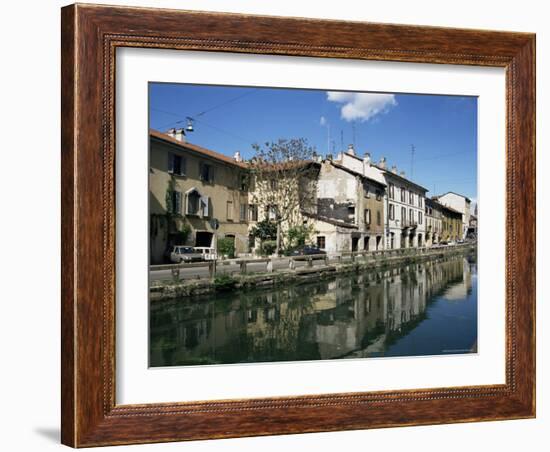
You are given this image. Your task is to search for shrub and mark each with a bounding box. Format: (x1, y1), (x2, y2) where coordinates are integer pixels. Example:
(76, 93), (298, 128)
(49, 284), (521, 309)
(260, 240), (277, 256)
(213, 274), (238, 291)
(217, 237), (235, 258)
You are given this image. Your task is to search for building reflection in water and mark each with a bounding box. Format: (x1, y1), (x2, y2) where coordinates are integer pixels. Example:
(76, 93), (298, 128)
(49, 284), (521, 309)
(150, 254), (477, 367)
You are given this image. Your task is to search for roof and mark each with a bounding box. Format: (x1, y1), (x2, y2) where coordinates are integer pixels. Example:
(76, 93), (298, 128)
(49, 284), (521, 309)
(372, 164), (428, 193)
(430, 198), (463, 216)
(302, 211), (358, 229)
(326, 160), (386, 188)
(426, 197), (463, 216)
(150, 129), (248, 168)
(433, 191), (472, 203)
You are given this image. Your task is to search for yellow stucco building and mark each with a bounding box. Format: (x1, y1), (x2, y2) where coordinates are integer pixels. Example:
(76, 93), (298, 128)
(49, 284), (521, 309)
(149, 129), (250, 264)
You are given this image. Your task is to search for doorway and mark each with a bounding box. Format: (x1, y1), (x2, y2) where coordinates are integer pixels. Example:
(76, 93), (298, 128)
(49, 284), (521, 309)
(195, 231), (214, 247)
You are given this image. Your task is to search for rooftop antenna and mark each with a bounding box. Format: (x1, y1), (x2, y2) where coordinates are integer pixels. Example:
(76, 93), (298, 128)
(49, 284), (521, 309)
(327, 122), (331, 154)
(410, 144), (416, 178)
(352, 121), (357, 148)
(340, 130), (344, 151)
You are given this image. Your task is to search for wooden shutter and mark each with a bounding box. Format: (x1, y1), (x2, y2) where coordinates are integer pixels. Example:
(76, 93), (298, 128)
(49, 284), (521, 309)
(175, 191), (182, 214)
(201, 196), (209, 217)
(209, 165), (215, 183)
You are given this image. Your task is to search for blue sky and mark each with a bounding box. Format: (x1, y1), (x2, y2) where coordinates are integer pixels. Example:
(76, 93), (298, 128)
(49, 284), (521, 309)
(149, 83), (477, 202)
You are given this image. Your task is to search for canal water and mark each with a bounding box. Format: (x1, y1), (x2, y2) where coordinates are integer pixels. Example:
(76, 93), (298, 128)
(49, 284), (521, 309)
(150, 253), (477, 367)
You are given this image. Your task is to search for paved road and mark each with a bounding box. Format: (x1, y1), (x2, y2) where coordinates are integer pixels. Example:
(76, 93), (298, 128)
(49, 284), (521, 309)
(150, 257), (333, 282)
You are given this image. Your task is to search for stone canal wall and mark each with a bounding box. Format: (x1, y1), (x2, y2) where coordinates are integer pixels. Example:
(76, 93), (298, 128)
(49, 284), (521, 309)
(150, 243), (477, 302)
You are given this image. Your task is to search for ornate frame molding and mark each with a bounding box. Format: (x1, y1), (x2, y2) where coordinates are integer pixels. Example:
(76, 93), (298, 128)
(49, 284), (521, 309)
(62, 4), (535, 447)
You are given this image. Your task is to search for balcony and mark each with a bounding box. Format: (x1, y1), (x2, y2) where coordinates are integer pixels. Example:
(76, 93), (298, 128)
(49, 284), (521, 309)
(400, 220), (418, 229)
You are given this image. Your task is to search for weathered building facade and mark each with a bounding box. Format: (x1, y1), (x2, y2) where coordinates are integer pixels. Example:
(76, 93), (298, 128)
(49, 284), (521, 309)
(439, 204), (463, 243)
(307, 157), (386, 253)
(376, 161), (428, 250)
(149, 129), (250, 264)
(425, 198), (443, 246)
(149, 129), (473, 262)
(433, 192), (471, 240)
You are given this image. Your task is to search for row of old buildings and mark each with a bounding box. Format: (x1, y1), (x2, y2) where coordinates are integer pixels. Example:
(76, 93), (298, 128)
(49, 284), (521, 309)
(149, 128), (475, 264)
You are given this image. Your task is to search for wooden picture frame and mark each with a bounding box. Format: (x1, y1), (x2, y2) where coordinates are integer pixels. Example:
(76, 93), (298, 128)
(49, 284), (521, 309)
(61, 3), (535, 447)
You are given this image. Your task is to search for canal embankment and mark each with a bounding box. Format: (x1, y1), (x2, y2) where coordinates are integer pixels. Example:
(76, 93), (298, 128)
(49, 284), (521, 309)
(150, 243), (477, 301)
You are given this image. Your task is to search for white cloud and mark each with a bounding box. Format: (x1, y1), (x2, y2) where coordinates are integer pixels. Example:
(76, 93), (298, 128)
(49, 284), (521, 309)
(326, 91), (397, 122)
(319, 116), (327, 126)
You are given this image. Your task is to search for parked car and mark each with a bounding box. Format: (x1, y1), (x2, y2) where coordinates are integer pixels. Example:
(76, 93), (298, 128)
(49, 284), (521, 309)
(289, 245), (327, 256)
(193, 246), (218, 261)
(169, 246), (205, 263)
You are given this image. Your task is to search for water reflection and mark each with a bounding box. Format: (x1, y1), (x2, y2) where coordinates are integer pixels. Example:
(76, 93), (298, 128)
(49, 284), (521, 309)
(150, 254), (477, 367)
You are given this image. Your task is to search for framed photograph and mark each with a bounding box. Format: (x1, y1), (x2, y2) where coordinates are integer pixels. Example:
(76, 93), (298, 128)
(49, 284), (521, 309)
(61, 3), (535, 447)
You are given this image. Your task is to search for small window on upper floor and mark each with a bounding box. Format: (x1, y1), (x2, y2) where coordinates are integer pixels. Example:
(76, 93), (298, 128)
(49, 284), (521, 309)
(199, 162), (215, 183)
(168, 153), (186, 176)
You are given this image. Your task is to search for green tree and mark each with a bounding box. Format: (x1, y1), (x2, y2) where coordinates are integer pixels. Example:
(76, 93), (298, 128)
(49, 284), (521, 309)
(250, 219), (277, 241)
(248, 138), (319, 255)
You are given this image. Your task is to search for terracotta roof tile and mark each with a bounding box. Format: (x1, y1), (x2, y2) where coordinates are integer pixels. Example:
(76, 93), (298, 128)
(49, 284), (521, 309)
(150, 129), (248, 168)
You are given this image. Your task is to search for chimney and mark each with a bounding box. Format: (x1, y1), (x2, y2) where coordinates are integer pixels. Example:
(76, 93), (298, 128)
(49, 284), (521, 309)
(233, 151), (242, 162)
(379, 157), (387, 169)
(347, 144), (356, 156)
(166, 128), (177, 139)
(364, 152), (371, 164)
(400, 170), (406, 177)
(174, 128), (186, 142)
(391, 165), (398, 174)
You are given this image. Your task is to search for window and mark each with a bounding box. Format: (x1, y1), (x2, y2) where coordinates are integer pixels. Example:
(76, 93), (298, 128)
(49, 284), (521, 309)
(267, 204), (277, 220)
(168, 153), (186, 176)
(317, 236), (326, 249)
(419, 211), (423, 224)
(389, 203), (395, 220)
(348, 205), (355, 220)
(240, 174), (249, 191)
(270, 179), (278, 190)
(240, 203), (247, 222)
(401, 187), (406, 202)
(199, 162), (214, 183)
(226, 200), (233, 221)
(249, 204), (258, 221)
(409, 191), (414, 205)
(418, 196), (423, 208)
(364, 209), (371, 225)
(409, 209), (414, 223)
(186, 190), (200, 215)
(376, 190), (382, 201)
(169, 191), (182, 214)
(364, 184), (370, 198)
(401, 206), (406, 225)
(389, 183), (395, 200)
(248, 234), (256, 250)
(377, 210), (381, 226)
